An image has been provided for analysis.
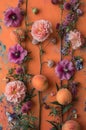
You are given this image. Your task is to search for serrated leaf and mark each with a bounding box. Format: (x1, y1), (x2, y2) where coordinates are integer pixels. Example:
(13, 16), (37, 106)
(49, 107), (59, 116)
(62, 104), (73, 114)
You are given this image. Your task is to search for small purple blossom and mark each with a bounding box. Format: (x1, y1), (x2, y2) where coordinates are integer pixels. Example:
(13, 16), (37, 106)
(8, 44), (27, 64)
(76, 9), (83, 16)
(47, 60), (55, 68)
(51, 0), (59, 4)
(62, 20), (69, 26)
(69, 82), (79, 96)
(64, 2), (71, 10)
(21, 101), (32, 113)
(66, 14), (75, 22)
(55, 59), (75, 80)
(16, 67), (24, 74)
(70, 0), (78, 4)
(18, 0), (24, 4)
(4, 7), (23, 27)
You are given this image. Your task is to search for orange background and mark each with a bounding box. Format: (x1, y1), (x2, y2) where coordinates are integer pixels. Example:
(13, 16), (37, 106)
(0, 0), (86, 130)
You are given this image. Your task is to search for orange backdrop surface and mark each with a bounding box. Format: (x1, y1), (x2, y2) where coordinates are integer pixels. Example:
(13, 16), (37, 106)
(0, 0), (86, 130)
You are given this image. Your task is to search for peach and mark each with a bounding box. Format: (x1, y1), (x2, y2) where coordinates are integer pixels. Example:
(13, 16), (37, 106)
(62, 120), (81, 130)
(56, 88), (72, 105)
(32, 75), (49, 91)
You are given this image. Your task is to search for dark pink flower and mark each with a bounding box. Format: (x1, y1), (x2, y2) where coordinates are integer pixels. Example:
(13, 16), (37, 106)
(8, 44), (27, 64)
(55, 59), (75, 80)
(21, 101), (32, 113)
(16, 67), (24, 74)
(4, 7), (23, 27)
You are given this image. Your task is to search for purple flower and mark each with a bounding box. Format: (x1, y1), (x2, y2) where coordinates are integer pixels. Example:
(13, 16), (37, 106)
(4, 7), (23, 27)
(64, 2), (71, 10)
(70, 0), (78, 4)
(18, 0), (24, 3)
(69, 82), (79, 96)
(66, 14), (75, 22)
(16, 67), (24, 74)
(21, 101), (32, 113)
(51, 0), (59, 4)
(8, 44), (27, 64)
(55, 59), (75, 80)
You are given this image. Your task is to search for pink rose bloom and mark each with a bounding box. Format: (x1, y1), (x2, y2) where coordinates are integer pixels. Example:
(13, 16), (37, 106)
(5, 81), (26, 104)
(67, 30), (84, 49)
(31, 20), (53, 43)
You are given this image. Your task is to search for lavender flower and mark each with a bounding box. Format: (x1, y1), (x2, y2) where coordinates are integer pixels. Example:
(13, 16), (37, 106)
(64, 2), (71, 10)
(69, 82), (79, 96)
(4, 7), (23, 27)
(76, 9), (83, 16)
(8, 44), (27, 64)
(55, 59), (75, 80)
(66, 14), (75, 22)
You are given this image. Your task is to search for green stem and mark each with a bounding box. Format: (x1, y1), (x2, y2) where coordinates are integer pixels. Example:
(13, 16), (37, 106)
(60, 7), (64, 125)
(38, 44), (43, 130)
(38, 91), (42, 130)
(39, 44), (43, 74)
(25, 0), (28, 30)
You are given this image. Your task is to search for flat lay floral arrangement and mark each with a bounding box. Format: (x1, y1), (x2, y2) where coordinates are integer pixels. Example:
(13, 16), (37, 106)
(0, 0), (86, 130)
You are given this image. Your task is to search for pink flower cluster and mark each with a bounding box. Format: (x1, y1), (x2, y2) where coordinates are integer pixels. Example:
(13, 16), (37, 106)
(31, 20), (53, 43)
(5, 81), (26, 104)
(67, 30), (84, 49)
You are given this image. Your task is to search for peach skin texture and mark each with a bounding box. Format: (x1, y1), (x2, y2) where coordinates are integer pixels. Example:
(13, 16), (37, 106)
(0, 0), (86, 130)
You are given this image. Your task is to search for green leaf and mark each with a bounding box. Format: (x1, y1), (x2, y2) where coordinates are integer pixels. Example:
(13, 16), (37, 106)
(61, 84), (68, 89)
(59, 4), (64, 9)
(51, 101), (62, 106)
(26, 22), (33, 26)
(8, 68), (15, 75)
(0, 94), (4, 102)
(62, 104), (73, 114)
(47, 120), (57, 128)
(49, 107), (59, 116)
(55, 83), (59, 91)
(66, 27), (70, 32)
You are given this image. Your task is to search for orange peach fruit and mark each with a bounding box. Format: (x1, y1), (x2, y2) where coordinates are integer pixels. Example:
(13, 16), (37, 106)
(32, 75), (49, 91)
(56, 88), (72, 105)
(62, 120), (81, 130)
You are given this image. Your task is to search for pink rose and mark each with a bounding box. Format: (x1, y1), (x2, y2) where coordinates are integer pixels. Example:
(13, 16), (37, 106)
(5, 81), (26, 104)
(67, 30), (84, 49)
(31, 20), (53, 43)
